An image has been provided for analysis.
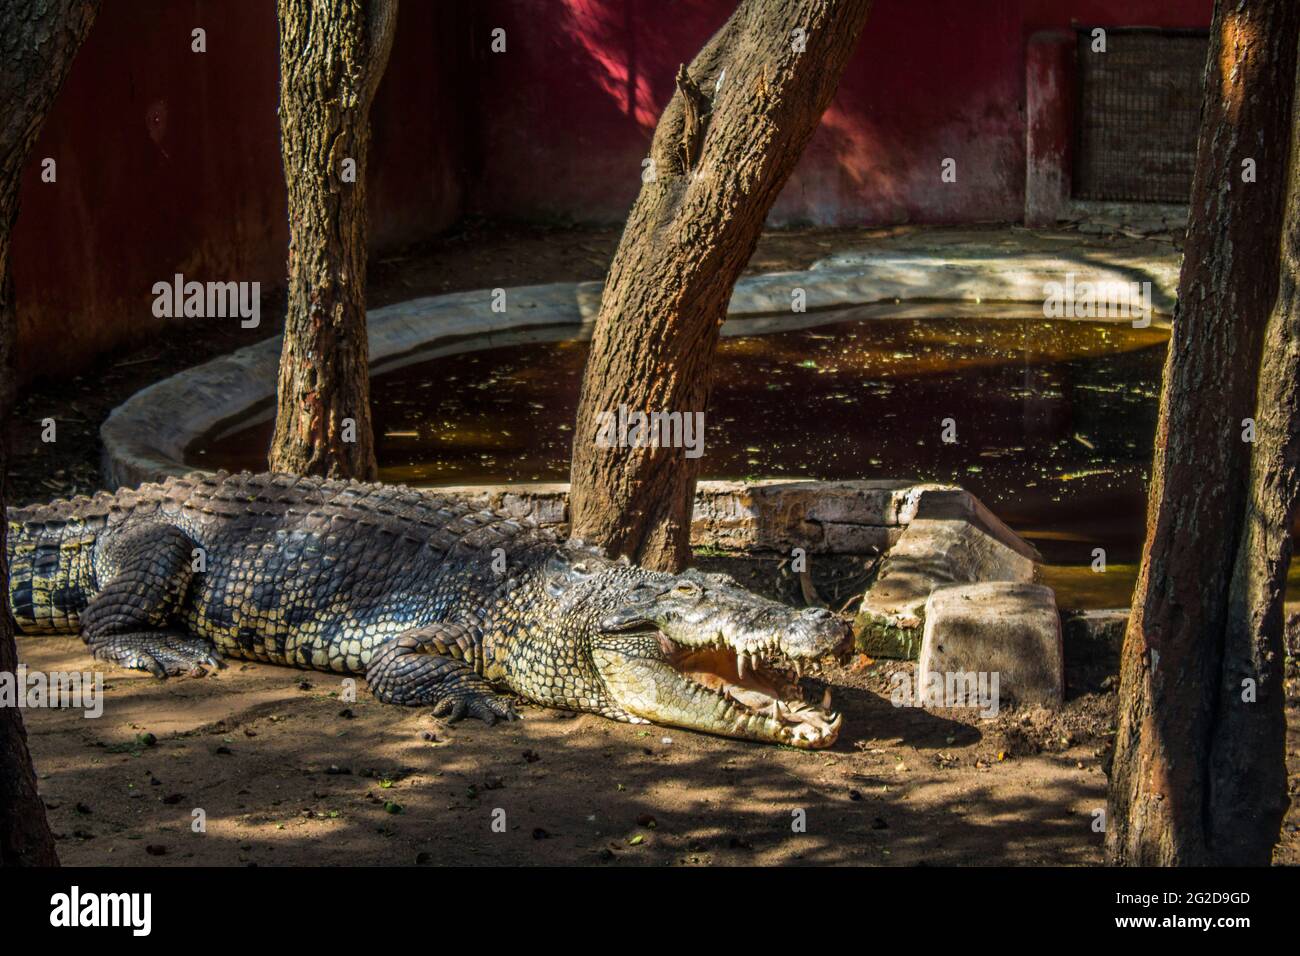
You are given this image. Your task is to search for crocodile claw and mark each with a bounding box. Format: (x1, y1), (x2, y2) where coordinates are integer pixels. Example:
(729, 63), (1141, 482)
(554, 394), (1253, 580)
(434, 691), (520, 726)
(89, 630), (224, 678)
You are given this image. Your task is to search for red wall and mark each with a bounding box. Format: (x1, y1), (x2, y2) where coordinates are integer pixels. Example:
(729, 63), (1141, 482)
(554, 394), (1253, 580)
(11, 0), (1211, 383)
(474, 0), (1211, 224)
(11, 0), (471, 383)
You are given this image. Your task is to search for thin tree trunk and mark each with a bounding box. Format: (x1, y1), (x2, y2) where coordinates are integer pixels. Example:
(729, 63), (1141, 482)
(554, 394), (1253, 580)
(0, 0), (100, 868)
(1106, 0), (1299, 865)
(268, 0), (397, 479)
(568, 0), (873, 571)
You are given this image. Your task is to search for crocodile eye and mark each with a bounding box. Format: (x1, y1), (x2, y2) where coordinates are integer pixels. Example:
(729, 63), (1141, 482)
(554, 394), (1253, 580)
(672, 581), (701, 596)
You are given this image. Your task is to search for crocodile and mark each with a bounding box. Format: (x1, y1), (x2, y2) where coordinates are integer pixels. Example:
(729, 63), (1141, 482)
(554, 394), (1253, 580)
(6, 471), (848, 748)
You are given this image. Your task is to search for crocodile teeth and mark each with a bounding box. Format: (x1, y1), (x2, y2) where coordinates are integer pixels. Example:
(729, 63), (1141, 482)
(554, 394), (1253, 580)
(737, 652), (747, 680)
(821, 687), (833, 711)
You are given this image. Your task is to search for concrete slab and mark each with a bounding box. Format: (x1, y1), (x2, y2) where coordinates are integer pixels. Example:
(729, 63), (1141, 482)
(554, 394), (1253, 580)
(918, 582), (1064, 710)
(854, 489), (1041, 658)
(1061, 607), (1129, 661)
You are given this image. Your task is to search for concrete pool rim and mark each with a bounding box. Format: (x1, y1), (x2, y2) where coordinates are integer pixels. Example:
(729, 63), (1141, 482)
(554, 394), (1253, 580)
(100, 245), (1179, 491)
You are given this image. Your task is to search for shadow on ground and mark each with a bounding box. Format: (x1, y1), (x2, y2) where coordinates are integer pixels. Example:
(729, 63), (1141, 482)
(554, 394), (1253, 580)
(20, 633), (1117, 867)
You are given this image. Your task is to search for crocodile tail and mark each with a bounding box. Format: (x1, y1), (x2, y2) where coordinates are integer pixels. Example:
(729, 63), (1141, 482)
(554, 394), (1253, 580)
(4, 472), (225, 633)
(5, 490), (123, 634)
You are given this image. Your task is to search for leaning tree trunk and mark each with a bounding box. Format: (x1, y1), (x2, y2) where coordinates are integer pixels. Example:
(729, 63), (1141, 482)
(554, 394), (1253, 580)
(268, 0), (397, 479)
(568, 0), (873, 571)
(1106, 0), (1300, 865)
(0, 0), (100, 867)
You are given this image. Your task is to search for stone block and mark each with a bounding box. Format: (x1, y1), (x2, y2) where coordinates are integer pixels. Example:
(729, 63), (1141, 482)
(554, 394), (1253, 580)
(854, 490), (1041, 658)
(918, 582), (1064, 710)
(1061, 608), (1128, 662)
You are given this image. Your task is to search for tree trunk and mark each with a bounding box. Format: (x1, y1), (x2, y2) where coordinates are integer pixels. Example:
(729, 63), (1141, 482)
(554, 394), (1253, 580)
(1207, 49), (1300, 864)
(0, 0), (100, 868)
(268, 0), (398, 479)
(568, 0), (873, 571)
(1106, 0), (1300, 865)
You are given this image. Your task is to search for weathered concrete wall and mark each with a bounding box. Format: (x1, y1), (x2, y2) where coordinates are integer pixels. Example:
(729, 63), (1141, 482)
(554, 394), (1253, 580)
(11, 0), (471, 385)
(1025, 31), (1076, 227)
(473, 0), (1210, 225)
(433, 478), (922, 555)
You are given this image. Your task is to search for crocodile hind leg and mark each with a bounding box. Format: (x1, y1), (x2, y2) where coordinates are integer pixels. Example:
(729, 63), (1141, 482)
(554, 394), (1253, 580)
(366, 623), (519, 724)
(80, 521), (221, 677)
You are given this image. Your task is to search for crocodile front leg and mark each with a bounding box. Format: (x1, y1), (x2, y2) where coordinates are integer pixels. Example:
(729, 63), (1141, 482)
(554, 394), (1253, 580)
(365, 623), (520, 724)
(81, 521), (221, 677)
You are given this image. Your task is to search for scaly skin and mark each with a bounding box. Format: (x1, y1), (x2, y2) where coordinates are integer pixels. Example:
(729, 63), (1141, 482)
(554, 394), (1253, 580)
(6, 472), (849, 747)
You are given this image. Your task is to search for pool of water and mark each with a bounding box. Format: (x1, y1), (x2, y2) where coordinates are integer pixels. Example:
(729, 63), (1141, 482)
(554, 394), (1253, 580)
(192, 314), (1175, 606)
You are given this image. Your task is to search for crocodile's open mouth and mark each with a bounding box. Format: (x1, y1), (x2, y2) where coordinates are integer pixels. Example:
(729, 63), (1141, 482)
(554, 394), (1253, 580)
(659, 633), (843, 744)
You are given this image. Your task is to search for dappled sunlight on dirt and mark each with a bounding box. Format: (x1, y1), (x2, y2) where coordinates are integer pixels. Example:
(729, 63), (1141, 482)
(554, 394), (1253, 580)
(19, 632), (1121, 866)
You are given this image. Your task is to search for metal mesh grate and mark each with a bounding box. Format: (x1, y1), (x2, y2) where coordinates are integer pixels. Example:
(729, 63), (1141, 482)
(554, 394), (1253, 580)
(1074, 29), (1209, 203)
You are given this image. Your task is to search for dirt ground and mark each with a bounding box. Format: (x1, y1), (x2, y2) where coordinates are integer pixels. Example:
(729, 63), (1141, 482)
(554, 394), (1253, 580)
(8, 221), (1299, 866)
(17, 635), (1105, 866)
(16, 632), (1299, 866)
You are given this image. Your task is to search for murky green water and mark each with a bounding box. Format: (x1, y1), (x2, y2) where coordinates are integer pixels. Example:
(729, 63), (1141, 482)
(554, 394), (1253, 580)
(192, 315), (1176, 608)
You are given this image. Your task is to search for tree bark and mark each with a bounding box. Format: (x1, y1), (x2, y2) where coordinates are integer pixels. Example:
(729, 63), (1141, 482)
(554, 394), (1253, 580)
(1207, 47), (1300, 864)
(568, 0), (873, 571)
(268, 0), (398, 479)
(1106, 0), (1300, 866)
(0, 0), (100, 868)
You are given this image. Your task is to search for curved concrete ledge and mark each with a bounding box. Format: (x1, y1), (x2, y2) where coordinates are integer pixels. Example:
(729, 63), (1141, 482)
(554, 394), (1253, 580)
(101, 244), (1179, 489)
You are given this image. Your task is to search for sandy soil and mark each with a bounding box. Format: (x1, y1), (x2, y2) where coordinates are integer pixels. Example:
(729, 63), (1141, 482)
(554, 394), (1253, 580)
(17, 633), (1105, 866)
(17, 632), (1297, 867)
